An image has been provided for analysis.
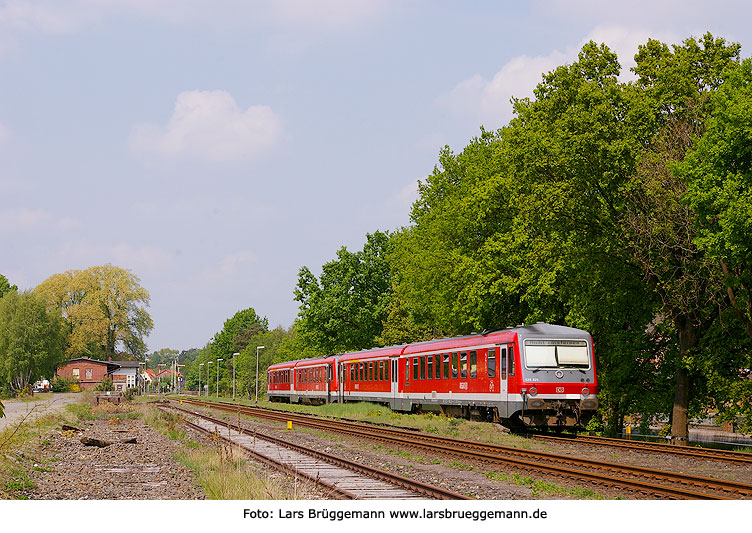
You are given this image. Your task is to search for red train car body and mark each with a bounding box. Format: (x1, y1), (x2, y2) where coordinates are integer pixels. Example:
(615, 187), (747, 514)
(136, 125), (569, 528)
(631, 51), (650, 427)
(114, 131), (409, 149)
(267, 323), (598, 429)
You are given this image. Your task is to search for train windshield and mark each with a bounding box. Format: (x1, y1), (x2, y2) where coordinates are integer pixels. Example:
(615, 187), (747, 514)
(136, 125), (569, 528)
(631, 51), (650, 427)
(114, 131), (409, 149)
(524, 339), (590, 369)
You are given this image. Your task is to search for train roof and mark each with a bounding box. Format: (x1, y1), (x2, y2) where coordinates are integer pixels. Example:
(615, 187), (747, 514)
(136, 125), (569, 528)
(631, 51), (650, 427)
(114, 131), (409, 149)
(266, 323), (591, 371)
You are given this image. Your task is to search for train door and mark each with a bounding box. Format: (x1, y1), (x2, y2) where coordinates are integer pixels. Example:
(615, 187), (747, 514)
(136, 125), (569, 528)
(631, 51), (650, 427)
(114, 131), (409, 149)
(499, 345), (509, 416)
(390, 357), (398, 402)
(338, 362), (344, 403)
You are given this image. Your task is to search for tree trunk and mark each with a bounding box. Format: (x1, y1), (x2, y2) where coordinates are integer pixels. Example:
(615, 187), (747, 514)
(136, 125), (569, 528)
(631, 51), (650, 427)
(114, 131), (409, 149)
(671, 315), (698, 444)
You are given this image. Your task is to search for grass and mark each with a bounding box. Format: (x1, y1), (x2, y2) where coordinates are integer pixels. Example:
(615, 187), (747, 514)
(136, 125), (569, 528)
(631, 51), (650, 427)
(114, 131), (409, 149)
(141, 404), (310, 499)
(0, 399), (88, 499)
(484, 470), (606, 499)
(178, 394), (544, 453)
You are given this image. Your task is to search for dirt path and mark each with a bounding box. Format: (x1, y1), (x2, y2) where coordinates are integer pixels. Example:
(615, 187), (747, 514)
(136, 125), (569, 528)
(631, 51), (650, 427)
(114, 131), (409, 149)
(0, 393), (81, 431)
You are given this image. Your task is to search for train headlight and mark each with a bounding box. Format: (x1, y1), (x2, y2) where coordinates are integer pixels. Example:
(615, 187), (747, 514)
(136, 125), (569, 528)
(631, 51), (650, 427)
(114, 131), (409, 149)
(529, 386), (538, 396)
(581, 387), (590, 397)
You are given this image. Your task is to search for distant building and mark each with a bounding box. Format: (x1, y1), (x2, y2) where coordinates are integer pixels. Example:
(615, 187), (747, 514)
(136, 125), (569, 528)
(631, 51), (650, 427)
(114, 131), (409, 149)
(55, 358), (119, 390)
(110, 360), (141, 392)
(55, 358), (142, 391)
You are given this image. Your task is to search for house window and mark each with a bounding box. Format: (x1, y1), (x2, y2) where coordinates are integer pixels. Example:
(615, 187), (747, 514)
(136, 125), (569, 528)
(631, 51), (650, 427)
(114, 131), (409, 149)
(85, 368), (93, 380)
(72, 368), (80, 379)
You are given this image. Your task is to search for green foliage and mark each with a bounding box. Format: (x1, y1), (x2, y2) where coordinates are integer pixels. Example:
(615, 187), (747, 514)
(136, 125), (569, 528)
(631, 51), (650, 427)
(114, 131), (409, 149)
(50, 376), (75, 393)
(0, 291), (66, 394)
(294, 231), (393, 354)
(210, 307), (268, 361)
(34, 265), (153, 359)
(0, 275), (18, 299)
(389, 33), (751, 439)
(94, 376), (114, 392)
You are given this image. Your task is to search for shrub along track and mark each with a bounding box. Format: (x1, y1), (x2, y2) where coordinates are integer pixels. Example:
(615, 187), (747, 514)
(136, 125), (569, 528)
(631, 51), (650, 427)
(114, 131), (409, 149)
(162, 404), (470, 500)
(173, 398), (752, 500)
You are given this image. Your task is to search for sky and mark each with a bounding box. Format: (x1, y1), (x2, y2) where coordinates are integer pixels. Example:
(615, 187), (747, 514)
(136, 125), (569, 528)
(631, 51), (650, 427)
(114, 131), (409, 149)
(1, 0), (751, 353)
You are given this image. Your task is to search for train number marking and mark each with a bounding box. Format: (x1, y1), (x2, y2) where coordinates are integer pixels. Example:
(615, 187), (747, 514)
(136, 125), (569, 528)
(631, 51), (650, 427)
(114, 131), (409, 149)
(556, 386), (565, 393)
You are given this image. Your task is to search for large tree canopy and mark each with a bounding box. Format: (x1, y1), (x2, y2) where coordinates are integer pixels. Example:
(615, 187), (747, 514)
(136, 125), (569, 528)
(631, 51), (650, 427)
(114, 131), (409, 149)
(389, 33), (750, 438)
(35, 264), (153, 359)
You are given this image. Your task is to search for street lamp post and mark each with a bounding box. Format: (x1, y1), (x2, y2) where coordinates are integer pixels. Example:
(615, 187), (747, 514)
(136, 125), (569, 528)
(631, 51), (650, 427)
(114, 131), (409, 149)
(216, 358), (223, 398)
(255, 346), (265, 403)
(199, 363), (203, 397)
(232, 353), (240, 401)
(138, 362), (144, 395)
(207, 361), (213, 398)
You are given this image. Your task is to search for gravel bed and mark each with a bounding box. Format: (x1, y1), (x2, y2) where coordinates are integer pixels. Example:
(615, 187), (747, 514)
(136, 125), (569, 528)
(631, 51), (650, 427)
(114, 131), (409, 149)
(191, 406), (752, 500)
(28, 416), (205, 500)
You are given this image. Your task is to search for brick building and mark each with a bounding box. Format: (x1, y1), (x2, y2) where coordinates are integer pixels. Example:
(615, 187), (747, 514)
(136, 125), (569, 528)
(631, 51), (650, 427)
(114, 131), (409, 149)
(55, 358), (119, 390)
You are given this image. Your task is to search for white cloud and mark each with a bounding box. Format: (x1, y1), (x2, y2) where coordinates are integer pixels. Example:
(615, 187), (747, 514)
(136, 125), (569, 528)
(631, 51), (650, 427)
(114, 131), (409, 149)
(0, 1), (92, 34)
(110, 243), (175, 274)
(130, 90), (283, 163)
(200, 250), (256, 286)
(0, 207), (51, 234)
(0, 208), (83, 236)
(439, 26), (683, 127)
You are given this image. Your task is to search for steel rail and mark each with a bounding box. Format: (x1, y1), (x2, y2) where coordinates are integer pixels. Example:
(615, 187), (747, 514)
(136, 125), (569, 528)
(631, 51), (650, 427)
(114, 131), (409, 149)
(531, 434), (752, 465)
(175, 397), (750, 499)
(163, 404), (470, 500)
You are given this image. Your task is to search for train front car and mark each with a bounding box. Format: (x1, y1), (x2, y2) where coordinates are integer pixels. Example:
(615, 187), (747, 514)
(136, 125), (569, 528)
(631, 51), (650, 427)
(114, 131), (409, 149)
(512, 323), (598, 430)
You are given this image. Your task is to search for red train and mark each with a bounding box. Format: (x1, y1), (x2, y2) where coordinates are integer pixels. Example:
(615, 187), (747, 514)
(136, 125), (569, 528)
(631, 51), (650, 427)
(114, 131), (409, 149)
(267, 323), (598, 429)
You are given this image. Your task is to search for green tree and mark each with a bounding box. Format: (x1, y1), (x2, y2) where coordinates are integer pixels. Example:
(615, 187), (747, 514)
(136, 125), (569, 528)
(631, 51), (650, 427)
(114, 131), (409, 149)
(0, 274), (18, 299)
(210, 307), (268, 361)
(35, 264), (154, 359)
(294, 231), (393, 354)
(0, 291), (66, 393)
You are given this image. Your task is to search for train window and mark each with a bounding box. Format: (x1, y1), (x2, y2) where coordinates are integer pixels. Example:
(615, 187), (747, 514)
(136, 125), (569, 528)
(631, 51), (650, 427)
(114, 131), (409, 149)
(378, 361), (383, 381)
(413, 357), (419, 380)
(360, 362), (365, 381)
(434, 355), (441, 379)
(469, 350), (477, 378)
(385, 360), (390, 381)
(508, 346), (515, 376)
(442, 354), (449, 378)
(420, 356), (426, 380)
(405, 358), (410, 383)
(501, 348), (507, 379)
(460, 352), (467, 379)
(350, 364), (354, 382)
(488, 348), (496, 378)
(426, 356), (433, 380)
(369, 362), (374, 381)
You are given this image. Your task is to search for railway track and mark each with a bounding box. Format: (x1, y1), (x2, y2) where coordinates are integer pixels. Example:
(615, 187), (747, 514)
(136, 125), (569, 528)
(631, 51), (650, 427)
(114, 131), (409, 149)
(173, 397), (752, 500)
(531, 434), (752, 465)
(160, 404), (470, 500)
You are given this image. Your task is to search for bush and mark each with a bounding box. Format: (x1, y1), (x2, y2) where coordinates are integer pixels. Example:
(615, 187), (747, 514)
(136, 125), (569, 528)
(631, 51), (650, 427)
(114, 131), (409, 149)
(121, 388), (134, 402)
(94, 376), (114, 392)
(50, 376), (75, 393)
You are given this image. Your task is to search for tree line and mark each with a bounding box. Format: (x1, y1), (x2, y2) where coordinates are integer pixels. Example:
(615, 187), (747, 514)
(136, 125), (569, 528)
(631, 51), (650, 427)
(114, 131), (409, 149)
(281, 33), (752, 440)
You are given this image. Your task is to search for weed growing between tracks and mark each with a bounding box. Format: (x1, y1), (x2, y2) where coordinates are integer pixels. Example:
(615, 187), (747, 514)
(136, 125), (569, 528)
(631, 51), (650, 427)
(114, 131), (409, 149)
(484, 470), (607, 499)
(143, 405), (310, 499)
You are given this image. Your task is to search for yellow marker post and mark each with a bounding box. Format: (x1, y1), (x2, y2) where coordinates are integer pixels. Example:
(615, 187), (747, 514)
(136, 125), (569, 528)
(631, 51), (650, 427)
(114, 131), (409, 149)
(626, 425), (631, 439)
(287, 421), (293, 430)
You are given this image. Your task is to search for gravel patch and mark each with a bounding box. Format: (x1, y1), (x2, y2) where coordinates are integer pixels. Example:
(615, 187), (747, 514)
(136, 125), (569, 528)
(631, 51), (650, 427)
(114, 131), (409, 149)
(28, 415), (204, 500)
